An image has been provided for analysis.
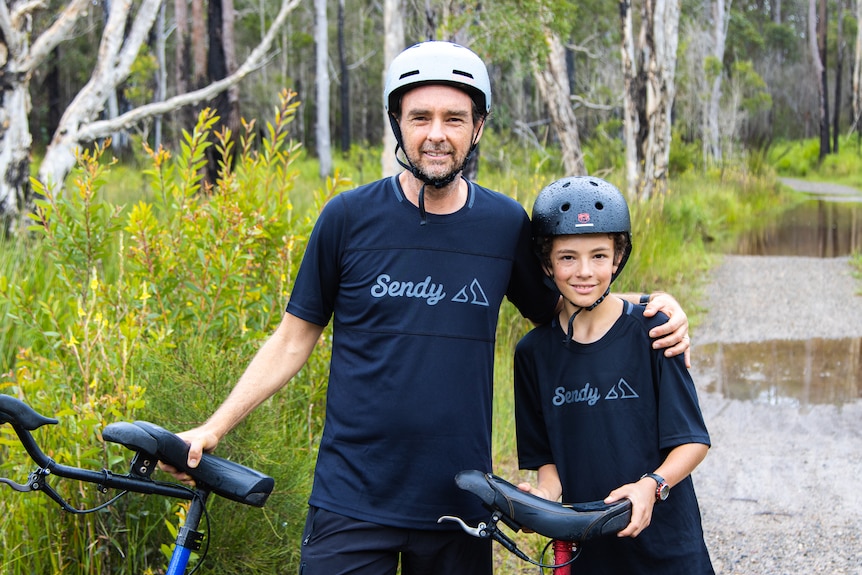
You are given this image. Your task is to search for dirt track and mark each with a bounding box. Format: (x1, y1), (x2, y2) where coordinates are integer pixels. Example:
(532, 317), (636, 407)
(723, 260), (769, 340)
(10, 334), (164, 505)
(691, 179), (862, 574)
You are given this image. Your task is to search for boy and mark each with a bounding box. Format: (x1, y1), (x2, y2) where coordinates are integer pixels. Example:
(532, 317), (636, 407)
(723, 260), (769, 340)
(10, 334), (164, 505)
(515, 176), (714, 574)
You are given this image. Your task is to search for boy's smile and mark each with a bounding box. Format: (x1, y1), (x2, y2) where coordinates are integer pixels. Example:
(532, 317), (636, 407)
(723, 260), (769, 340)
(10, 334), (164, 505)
(548, 234), (618, 309)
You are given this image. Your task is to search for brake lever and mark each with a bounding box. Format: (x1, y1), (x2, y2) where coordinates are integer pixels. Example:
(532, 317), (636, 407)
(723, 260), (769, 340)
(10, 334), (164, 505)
(439, 512), (534, 563)
(437, 515), (487, 538)
(0, 475), (35, 492)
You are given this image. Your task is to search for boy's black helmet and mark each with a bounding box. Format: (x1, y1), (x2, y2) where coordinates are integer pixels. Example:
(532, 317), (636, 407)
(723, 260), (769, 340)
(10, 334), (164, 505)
(532, 176), (632, 281)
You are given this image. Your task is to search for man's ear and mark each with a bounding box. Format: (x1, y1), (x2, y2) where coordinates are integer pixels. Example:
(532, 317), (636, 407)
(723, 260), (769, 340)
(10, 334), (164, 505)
(473, 115), (487, 144)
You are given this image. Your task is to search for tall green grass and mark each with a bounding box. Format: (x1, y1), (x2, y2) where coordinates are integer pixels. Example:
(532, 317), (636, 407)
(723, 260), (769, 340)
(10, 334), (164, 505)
(770, 134), (862, 189)
(0, 91), (338, 575)
(1, 98), (796, 573)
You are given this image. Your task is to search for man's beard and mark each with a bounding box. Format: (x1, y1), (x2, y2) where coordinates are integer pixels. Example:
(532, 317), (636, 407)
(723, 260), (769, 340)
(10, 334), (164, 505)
(406, 146), (468, 188)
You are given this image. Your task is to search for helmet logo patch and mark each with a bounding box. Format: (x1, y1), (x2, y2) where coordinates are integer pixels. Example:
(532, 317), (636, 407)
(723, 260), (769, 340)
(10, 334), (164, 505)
(576, 212), (594, 228)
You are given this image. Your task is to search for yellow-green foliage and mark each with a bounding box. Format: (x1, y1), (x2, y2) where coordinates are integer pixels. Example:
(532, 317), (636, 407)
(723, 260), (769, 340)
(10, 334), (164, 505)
(769, 135), (862, 187)
(0, 90), (348, 575)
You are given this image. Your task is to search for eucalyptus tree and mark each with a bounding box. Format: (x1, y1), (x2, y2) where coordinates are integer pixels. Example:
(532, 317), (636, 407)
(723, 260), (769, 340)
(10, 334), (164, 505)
(620, 0), (681, 200)
(809, 0), (830, 159)
(706, 0), (733, 164)
(0, 0), (299, 234)
(0, 0), (91, 232)
(315, 0), (332, 177)
(458, 0), (588, 175)
(382, 0), (405, 177)
(831, 0), (845, 153)
(854, 0), (862, 133)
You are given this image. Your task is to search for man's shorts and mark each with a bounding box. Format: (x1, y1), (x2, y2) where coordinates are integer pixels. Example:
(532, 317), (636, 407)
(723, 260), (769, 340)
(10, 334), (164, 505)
(299, 506), (492, 575)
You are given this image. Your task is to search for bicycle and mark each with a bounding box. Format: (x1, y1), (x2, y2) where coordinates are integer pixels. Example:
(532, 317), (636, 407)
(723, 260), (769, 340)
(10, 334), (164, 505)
(439, 469), (632, 574)
(0, 394), (274, 575)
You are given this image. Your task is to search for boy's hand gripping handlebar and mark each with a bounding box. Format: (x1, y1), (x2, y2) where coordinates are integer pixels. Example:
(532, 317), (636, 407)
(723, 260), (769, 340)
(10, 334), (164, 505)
(438, 469), (632, 569)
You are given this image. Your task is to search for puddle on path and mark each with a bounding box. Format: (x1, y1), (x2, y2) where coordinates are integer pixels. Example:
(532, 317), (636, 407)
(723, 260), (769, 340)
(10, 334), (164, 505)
(706, 193), (862, 406)
(730, 198), (862, 257)
(695, 338), (862, 407)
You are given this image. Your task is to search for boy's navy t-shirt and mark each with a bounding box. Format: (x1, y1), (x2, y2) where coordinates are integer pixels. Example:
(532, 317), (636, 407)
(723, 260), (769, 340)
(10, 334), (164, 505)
(286, 175), (556, 529)
(515, 301), (713, 574)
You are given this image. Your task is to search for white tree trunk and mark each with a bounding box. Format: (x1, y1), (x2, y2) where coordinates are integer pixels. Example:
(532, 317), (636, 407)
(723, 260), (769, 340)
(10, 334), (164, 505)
(37, 0), (300, 192)
(154, 1), (166, 149)
(315, 0), (332, 178)
(0, 0), (91, 229)
(706, 0), (732, 164)
(0, 83), (32, 225)
(382, 0), (405, 178)
(533, 32), (586, 176)
(39, 0), (162, 189)
(619, 0), (639, 199)
(641, 0), (680, 200)
(852, 0), (862, 130)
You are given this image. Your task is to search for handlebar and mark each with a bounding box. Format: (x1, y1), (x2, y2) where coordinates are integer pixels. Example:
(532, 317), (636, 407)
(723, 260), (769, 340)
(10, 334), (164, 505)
(438, 470), (632, 569)
(0, 394), (273, 508)
(452, 469), (631, 542)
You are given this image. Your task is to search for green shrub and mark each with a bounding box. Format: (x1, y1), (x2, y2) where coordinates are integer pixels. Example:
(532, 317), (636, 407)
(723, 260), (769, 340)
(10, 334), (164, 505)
(770, 138), (821, 177)
(0, 90), (346, 575)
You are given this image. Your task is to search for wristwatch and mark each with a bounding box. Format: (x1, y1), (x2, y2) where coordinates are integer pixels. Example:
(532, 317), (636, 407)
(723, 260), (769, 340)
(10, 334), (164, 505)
(640, 472), (670, 502)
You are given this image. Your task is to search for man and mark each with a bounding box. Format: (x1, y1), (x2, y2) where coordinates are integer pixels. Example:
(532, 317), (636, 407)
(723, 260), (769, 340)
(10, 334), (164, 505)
(164, 42), (689, 575)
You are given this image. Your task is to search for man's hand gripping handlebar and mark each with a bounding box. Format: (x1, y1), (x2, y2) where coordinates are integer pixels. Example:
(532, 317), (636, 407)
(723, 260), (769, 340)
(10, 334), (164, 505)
(438, 470), (631, 568)
(0, 394), (273, 510)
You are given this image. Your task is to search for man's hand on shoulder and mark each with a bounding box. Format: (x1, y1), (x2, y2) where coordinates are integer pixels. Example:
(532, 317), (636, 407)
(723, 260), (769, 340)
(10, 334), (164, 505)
(643, 292), (691, 368)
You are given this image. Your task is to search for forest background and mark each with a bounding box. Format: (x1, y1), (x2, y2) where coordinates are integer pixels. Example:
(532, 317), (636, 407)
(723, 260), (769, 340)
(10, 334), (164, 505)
(1, 0), (862, 573)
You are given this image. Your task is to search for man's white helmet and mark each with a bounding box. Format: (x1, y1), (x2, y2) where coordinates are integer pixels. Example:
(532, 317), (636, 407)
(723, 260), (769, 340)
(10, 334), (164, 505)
(384, 41), (492, 115)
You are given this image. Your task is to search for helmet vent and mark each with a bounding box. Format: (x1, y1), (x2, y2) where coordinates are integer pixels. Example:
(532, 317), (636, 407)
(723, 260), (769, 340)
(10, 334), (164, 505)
(560, 202), (572, 212)
(399, 70), (420, 80)
(453, 70), (475, 79)
(595, 202), (605, 210)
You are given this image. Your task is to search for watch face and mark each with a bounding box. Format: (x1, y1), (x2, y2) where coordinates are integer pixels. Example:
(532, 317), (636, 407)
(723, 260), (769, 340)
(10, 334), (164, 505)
(658, 483), (670, 501)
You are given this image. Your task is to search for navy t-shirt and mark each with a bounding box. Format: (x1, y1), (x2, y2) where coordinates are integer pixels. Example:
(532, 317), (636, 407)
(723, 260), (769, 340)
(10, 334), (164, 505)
(286, 175), (557, 529)
(515, 301), (713, 574)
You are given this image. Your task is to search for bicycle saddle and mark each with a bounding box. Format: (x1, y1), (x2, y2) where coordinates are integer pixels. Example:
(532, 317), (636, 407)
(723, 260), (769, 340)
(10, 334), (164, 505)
(103, 420), (274, 508)
(0, 395), (59, 430)
(455, 469), (631, 542)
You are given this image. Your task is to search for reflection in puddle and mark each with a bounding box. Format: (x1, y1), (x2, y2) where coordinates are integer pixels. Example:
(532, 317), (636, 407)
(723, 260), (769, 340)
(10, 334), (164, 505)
(731, 199), (861, 257)
(695, 338), (862, 406)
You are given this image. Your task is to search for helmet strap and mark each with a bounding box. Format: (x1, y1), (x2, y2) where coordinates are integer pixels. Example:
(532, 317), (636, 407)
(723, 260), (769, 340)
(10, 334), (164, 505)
(563, 285), (612, 345)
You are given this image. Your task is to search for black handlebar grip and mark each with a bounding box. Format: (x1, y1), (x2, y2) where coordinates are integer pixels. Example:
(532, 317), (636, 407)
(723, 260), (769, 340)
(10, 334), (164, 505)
(132, 421), (274, 507)
(0, 395), (58, 430)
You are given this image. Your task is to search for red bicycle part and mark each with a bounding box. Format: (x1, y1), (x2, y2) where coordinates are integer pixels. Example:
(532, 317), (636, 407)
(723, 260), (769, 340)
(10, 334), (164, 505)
(553, 539), (575, 575)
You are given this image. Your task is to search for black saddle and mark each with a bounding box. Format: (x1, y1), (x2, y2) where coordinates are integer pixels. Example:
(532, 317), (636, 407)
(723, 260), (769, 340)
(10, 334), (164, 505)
(455, 469), (631, 542)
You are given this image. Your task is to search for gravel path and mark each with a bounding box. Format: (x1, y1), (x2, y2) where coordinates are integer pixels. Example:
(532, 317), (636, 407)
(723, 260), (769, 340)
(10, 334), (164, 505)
(691, 252), (862, 569)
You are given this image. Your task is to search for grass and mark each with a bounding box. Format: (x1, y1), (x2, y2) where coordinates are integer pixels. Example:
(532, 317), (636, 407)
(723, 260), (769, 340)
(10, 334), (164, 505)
(769, 134), (862, 190)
